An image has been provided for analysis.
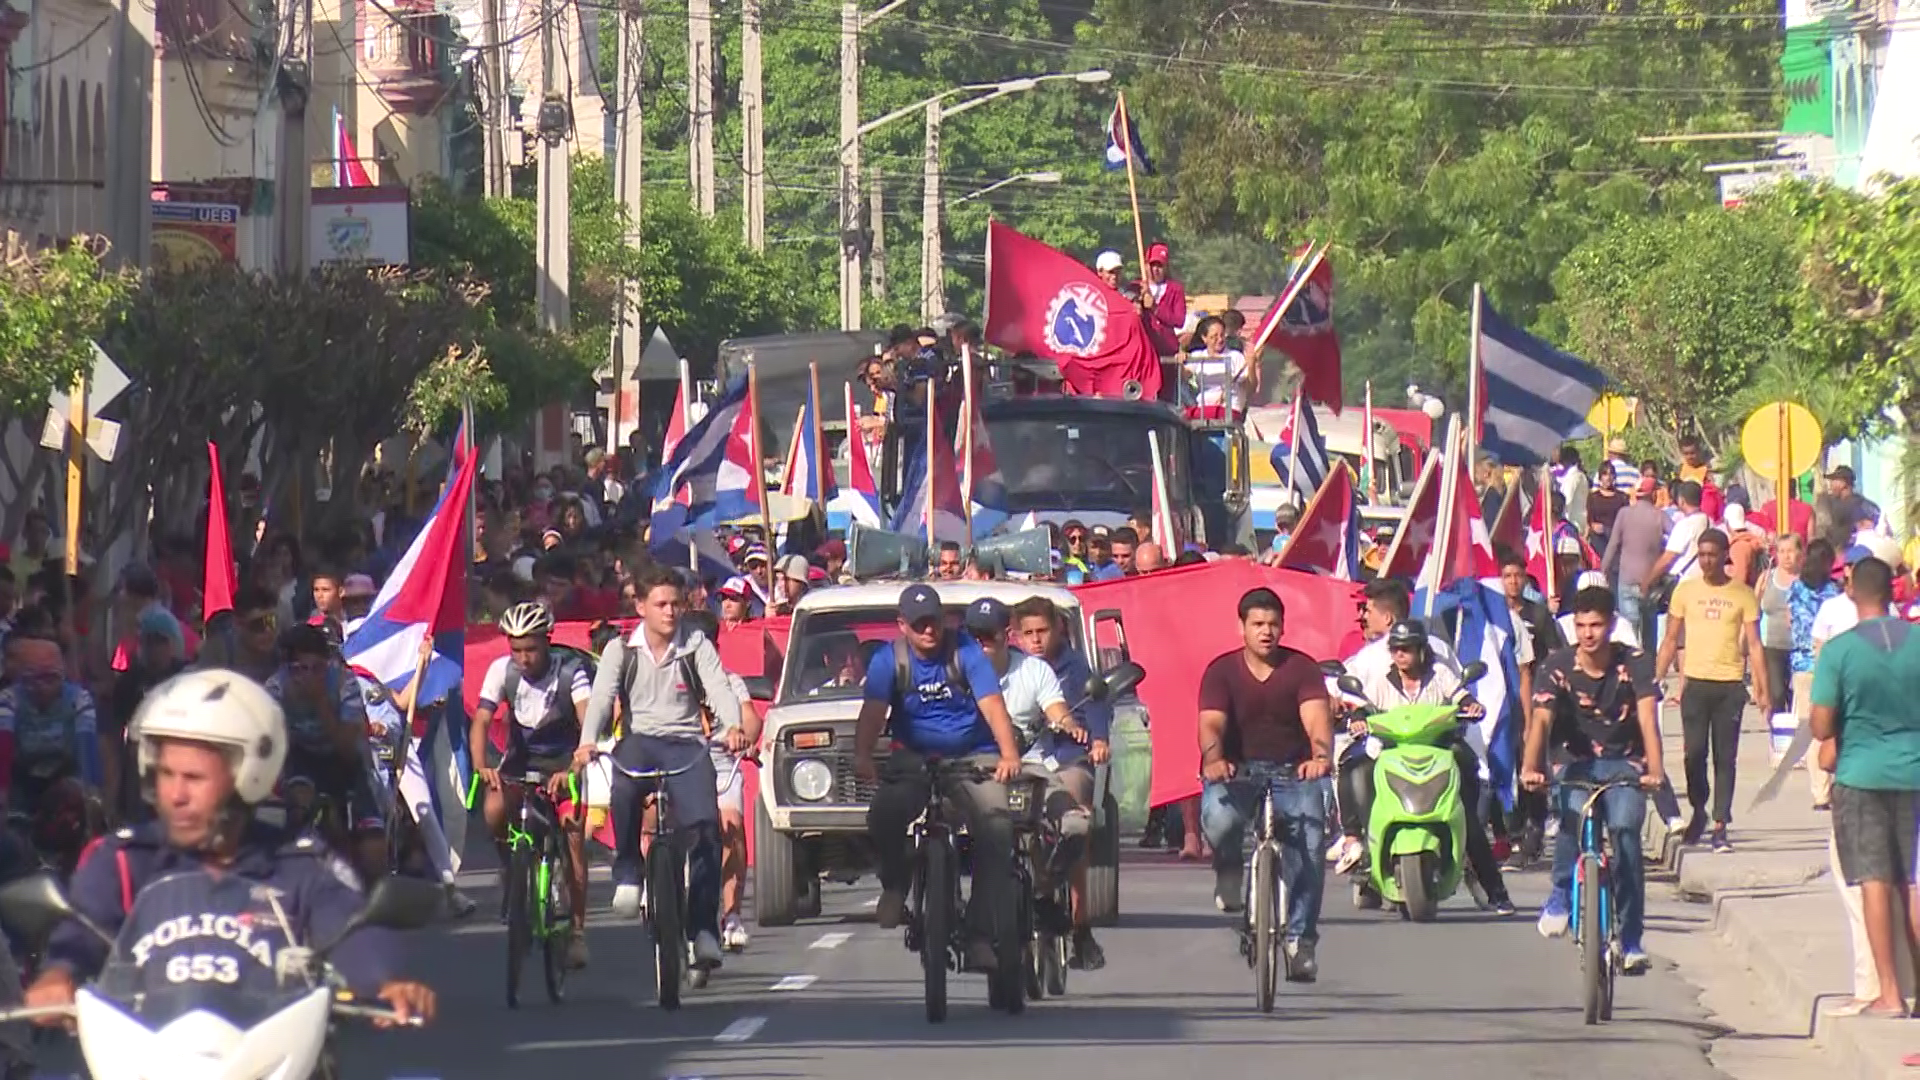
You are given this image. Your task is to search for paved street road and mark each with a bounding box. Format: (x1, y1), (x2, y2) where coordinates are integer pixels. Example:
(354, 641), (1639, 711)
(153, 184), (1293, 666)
(304, 851), (1729, 1080)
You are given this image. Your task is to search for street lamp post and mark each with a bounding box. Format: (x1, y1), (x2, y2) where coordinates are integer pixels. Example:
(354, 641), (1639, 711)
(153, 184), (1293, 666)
(951, 171), (1063, 205)
(838, 67), (1110, 329)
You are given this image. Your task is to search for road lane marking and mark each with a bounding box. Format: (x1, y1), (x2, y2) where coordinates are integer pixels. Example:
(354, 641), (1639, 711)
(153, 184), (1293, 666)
(714, 1016), (767, 1043)
(810, 931), (852, 949)
(770, 974), (817, 991)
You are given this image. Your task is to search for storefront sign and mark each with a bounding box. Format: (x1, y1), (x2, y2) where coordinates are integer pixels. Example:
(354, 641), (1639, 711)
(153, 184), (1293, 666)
(308, 187), (411, 268)
(150, 201), (240, 270)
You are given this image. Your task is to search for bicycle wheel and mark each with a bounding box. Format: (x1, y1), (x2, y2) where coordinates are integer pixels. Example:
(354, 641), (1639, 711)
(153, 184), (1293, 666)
(1579, 852), (1607, 1025)
(921, 838), (951, 1023)
(505, 844), (533, 1008)
(1251, 844), (1278, 1014)
(650, 838), (685, 1010)
(541, 840), (572, 1004)
(998, 890), (1027, 1015)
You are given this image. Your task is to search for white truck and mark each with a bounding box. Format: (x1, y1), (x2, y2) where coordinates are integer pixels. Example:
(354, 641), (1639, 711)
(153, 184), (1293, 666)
(753, 580), (1145, 928)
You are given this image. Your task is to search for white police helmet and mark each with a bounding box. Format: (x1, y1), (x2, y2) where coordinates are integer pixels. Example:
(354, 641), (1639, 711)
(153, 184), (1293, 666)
(132, 669), (288, 805)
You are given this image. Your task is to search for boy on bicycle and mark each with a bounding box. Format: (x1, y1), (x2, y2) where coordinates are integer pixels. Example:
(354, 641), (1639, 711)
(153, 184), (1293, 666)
(1521, 585), (1667, 975)
(472, 602), (592, 970)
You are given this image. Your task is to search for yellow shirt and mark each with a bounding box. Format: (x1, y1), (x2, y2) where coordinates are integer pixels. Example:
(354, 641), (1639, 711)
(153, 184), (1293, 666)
(1670, 576), (1758, 682)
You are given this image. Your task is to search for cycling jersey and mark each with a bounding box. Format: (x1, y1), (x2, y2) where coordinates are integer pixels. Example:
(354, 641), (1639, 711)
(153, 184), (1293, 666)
(0, 682), (101, 788)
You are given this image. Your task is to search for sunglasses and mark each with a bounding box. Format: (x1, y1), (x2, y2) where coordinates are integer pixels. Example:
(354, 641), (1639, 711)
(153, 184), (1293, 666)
(1065, 532), (1086, 543)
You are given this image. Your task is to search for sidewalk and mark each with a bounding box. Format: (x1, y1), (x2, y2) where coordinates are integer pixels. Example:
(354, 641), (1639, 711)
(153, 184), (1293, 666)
(1654, 704), (1917, 1080)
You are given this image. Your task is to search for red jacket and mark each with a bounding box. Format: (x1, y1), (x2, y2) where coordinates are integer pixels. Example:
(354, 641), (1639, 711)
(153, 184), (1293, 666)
(1143, 278), (1187, 357)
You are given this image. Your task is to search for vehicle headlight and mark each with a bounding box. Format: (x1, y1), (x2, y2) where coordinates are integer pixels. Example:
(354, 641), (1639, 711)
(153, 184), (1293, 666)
(790, 759), (834, 802)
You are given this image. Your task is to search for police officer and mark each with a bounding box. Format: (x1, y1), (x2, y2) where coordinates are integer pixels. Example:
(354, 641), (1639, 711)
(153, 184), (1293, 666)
(854, 583), (1023, 972)
(24, 669), (436, 1026)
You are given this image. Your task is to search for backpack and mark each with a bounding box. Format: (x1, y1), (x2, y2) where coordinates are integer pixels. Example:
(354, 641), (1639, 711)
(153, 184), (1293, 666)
(889, 636), (968, 723)
(603, 637), (716, 739)
(500, 649), (593, 731)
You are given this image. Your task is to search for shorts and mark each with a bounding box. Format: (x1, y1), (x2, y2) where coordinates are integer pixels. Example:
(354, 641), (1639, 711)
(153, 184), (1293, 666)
(486, 742), (575, 780)
(1832, 783), (1920, 886)
(711, 745), (745, 817)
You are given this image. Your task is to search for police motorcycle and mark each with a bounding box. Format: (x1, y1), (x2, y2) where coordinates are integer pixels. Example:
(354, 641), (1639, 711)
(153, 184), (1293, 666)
(0, 870), (439, 1080)
(1325, 659), (1488, 923)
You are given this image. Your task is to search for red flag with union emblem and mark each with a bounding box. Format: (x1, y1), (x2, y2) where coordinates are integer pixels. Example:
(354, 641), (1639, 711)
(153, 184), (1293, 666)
(983, 221), (1162, 400)
(1253, 244), (1344, 412)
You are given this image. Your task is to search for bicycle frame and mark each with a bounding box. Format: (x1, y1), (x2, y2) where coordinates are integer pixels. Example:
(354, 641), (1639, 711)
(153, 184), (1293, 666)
(1566, 778), (1640, 946)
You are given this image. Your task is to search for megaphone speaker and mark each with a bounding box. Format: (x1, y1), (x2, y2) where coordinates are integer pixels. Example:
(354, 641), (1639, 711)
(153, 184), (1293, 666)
(847, 522), (929, 581)
(970, 527), (1053, 578)
(1122, 379), (1144, 401)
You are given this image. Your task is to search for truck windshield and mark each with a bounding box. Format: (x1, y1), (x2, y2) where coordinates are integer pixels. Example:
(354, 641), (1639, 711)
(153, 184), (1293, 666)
(985, 414), (1183, 512)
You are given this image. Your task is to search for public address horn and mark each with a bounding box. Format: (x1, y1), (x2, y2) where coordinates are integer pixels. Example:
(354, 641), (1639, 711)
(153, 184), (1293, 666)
(847, 522), (930, 581)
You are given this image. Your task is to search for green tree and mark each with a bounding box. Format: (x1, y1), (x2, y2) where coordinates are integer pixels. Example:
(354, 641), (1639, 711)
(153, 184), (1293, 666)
(0, 239), (137, 415)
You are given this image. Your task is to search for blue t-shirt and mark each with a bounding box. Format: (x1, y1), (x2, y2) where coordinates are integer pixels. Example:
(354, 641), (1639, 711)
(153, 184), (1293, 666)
(863, 637), (1002, 757)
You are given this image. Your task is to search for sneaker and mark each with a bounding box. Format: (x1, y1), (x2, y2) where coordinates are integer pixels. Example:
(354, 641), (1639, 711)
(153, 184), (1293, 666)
(612, 883), (644, 919)
(1710, 825), (1732, 853)
(1542, 817), (1560, 841)
(1681, 810), (1708, 847)
(1324, 836), (1345, 864)
(1491, 895), (1517, 917)
(1334, 837), (1366, 875)
(692, 930), (725, 969)
(443, 885), (477, 920)
(722, 914), (750, 952)
(566, 932), (591, 970)
(1537, 889), (1571, 938)
(1621, 948), (1651, 975)
(1070, 928), (1106, 971)
(1283, 938), (1318, 983)
(1665, 815), (1688, 836)
(875, 888), (907, 929)
(1214, 864), (1245, 913)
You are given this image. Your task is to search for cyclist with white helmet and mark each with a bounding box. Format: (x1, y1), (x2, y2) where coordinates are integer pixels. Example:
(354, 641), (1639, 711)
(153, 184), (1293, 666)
(470, 601), (592, 969)
(25, 669), (436, 1023)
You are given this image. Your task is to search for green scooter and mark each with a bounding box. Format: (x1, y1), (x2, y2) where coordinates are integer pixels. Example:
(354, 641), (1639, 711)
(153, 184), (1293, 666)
(1333, 662), (1486, 923)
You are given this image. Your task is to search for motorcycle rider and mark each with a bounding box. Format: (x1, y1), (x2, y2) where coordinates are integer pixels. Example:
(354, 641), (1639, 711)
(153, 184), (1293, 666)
(1010, 596), (1111, 970)
(25, 669), (436, 1024)
(471, 602), (591, 967)
(1523, 585), (1665, 974)
(1350, 620), (1515, 916)
(855, 584), (1023, 972)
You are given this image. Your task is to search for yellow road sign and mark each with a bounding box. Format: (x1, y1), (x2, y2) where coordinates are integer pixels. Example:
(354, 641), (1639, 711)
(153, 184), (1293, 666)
(1587, 395), (1634, 435)
(1741, 401), (1821, 478)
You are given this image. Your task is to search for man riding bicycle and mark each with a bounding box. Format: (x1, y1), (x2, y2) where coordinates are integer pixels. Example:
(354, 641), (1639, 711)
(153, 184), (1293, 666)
(0, 634), (111, 870)
(472, 602), (591, 968)
(1009, 596), (1110, 970)
(1197, 588), (1334, 983)
(577, 564), (744, 972)
(1348, 619), (1514, 915)
(263, 624), (384, 880)
(855, 584), (1024, 973)
(1522, 585), (1666, 975)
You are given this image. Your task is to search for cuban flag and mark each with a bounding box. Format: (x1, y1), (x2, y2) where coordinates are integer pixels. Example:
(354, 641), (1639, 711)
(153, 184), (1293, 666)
(333, 106), (374, 188)
(660, 378), (691, 465)
(831, 380), (885, 529)
(1475, 293), (1608, 468)
(1104, 96), (1154, 174)
(890, 394), (969, 543)
(1422, 445), (1498, 586)
(1417, 578), (1525, 812)
(1278, 462), (1361, 580)
(648, 376), (761, 537)
(780, 384), (835, 503)
(1269, 396), (1329, 506)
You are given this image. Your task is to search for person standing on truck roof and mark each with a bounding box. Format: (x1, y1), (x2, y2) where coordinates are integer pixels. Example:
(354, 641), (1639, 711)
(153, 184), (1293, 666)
(1138, 242), (1187, 358)
(1095, 250), (1125, 291)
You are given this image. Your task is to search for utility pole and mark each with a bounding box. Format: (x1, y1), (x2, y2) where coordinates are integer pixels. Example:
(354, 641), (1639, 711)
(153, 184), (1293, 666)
(919, 101), (942, 320)
(869, 165), (885, 300)
(837, 0), (860, 329)
(104, 0), (155, 268)
(273, 0), (313, 279)
(609, 0), (645, 449)
(535, 0), (571, 332)
(480, 0), (510, 196)
(688, 0), (716, 217)
(742, 0), (765, 249)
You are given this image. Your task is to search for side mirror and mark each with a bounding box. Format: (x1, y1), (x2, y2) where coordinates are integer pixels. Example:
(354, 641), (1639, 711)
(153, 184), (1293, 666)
(1085, 661), (1145, 702)
(1319, 660), (1347, 678)
(1459, 661), (1488, 685)
(0, 872), (108, 949)
(741, 675), (776, 702)
(1336, 674), (1366, 698)
(318, 876), (442, 957)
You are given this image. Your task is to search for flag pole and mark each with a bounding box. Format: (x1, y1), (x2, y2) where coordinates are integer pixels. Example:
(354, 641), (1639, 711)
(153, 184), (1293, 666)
(1146, 428), (1173, 550)
(1538, 463), (1556, 608)
(1246, 241), (1327, 362)
(1376, 447), (1438, 579)
(1362, 380), (1376, 501)
(1271, 467), (1338, 570)
(960, 346), (976, 541)
(681, 359), (698, 574)
(810, 362), (828, 506)
(1116, 92), (1150, 290)
(924, 384), (938, 550)
(1285, 394), (1305, 508)
(1467, 282), (1484, 466)
(749, 361), (775, 550)
(1423, 417), (1465, 620)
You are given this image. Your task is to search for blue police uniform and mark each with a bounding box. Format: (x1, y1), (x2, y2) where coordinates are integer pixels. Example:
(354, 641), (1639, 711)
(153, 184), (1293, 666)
(46, 822), (398, 996)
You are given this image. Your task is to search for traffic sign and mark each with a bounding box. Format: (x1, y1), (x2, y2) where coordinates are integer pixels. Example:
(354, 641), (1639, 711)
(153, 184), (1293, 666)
(1586, 394), (1634, 436)
(1741, 401), (1821, 478)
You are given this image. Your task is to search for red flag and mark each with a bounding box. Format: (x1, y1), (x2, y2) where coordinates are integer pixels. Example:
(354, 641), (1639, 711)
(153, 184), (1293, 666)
(385, 447), (478, 636)
(1255, 245), (1343, 412)
(1382, 454), (1442, 579)
(1488, 484), (1524, 557)
(1426, 450), (1498, 584)
(1526, 482), (1599, 597)
(203, 442), (237, 621)
(983, 221), (1162, 400)
(1278, 465), (1357, 579)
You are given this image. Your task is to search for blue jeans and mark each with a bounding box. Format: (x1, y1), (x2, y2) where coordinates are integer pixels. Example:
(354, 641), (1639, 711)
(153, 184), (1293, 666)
(1550, 757), (1648, 950)
(1616, 582), (1649, 650)
(609, 734), (723, 940)
(1201, 763), (1331, 943)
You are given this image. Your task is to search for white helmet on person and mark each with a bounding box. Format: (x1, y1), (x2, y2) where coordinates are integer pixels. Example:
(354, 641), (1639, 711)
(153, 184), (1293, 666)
(132, 669), (287, 805)
(499, 601), (556, 639)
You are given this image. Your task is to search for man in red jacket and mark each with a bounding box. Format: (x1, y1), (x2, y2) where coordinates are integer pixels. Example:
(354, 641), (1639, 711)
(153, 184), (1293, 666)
(1138, 241), (1187, 358)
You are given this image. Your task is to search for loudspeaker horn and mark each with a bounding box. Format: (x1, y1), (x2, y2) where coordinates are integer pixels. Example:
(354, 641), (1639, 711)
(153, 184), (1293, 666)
(1122, 379), (1144, 401)
(847, 522), (929, 581)
(970, 527), (1053, 578)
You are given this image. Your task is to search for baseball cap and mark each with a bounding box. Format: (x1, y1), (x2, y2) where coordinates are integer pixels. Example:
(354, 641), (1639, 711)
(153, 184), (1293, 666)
(1554, 535), (1582, 556)
(964, 597), (1011, 635)
(718, 576), (752, 600)
(583, 447), (607, 467)
(727, 535), (751, 558)
(1826, 464), (1856, 483)
(1095, 250), (1124, 272)
(743, 546), (770, 566)
(342, 574), (377, 598)
(899, 583), (943, 625)
(1575, 570), (1608, 591)
(776, 554), (811, 582)
(1146, 241), (1170, 265)
(1844, 544), (1875, 566)
(817, 538), (847, 561)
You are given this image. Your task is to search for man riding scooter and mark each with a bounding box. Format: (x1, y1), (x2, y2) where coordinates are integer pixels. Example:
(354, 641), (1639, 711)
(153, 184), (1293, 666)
(1342, 620), (1514, 917)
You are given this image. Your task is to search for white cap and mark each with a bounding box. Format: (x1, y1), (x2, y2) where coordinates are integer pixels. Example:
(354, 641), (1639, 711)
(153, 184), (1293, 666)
(1095, 250), (1124, 272)
(1575, 570), (1607, 591)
